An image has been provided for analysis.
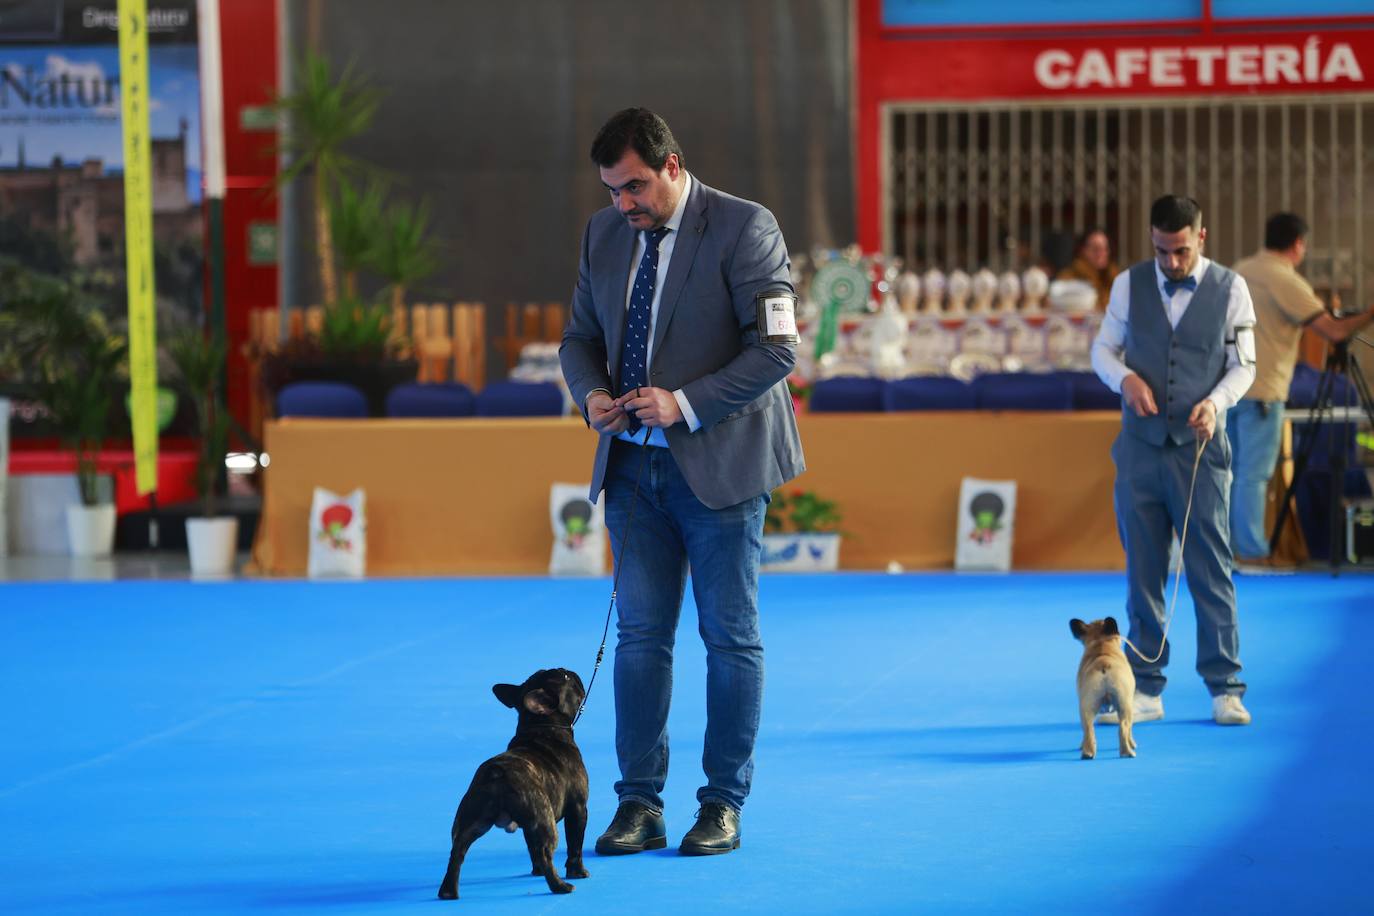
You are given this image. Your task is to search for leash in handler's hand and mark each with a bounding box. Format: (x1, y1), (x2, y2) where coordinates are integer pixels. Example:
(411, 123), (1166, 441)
(1122, 435), (1207, 666)
(574, 401), (653, 726)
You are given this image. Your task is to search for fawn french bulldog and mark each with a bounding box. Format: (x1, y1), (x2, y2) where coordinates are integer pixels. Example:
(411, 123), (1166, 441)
(1070, 617), (1137, 760)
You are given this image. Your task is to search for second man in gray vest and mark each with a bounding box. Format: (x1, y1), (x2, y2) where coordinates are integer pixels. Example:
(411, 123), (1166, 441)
(1090, 195), (1256, 727)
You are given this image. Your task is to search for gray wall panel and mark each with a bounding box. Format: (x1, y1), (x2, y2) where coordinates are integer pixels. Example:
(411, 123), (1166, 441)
(285, 0), (853, 377)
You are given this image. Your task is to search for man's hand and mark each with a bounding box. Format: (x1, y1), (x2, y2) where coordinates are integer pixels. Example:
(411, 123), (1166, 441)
(1121, 374), (1158, 418)
(587, 390), (629, 435)
(1309, 293), (1374, 344)
(615, 387), (683, 429)
(1188, 398), (1217, 442)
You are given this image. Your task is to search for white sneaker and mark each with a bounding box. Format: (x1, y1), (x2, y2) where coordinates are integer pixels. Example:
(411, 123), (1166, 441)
(1212, 694), (1252, 725)
(1094, 693), (1164, 725)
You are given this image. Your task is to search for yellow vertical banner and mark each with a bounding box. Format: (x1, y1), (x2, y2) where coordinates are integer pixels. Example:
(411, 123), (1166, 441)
(118, 0), (159, 494)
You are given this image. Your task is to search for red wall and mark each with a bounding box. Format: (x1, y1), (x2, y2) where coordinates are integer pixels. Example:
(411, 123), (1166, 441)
(215, 0), (278, 437)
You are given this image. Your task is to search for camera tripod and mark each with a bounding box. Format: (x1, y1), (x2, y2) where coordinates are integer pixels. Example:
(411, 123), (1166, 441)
(1268, 336), (1374, 573)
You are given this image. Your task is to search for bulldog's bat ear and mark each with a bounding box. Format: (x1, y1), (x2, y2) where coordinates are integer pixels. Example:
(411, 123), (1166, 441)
(1103, 616), (1120, 636)
(1070, 619), (1087, 639)
(493, 683), (522, 708)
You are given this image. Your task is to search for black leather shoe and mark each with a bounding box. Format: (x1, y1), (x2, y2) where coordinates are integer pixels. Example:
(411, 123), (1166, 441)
(594, 800), (667, 855)
(679, 802), (740, 856)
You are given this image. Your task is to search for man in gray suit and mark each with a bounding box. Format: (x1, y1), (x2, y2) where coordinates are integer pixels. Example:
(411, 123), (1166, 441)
(1091, 195), (1256, 728)
(560, 108), (804, 857)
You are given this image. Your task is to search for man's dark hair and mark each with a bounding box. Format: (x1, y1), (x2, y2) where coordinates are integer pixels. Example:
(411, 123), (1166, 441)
(590, 108), (685, 171)
(1149, 195), (1202, 233)
(1264, 212), (1308, 251)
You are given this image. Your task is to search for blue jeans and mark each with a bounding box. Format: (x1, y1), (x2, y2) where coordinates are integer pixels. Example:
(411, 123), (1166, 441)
(602, 439), (766, 814)
(1226, 399), (1285, 558)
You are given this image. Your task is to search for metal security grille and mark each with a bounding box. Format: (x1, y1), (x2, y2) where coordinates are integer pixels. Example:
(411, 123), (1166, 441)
(886, 96), (1374, 309)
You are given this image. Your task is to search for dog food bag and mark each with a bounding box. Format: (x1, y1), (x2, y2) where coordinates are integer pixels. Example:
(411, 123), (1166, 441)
(955, 477), (1017, 572)
(308, 487), (367, 578)
(549, 483), (606, 576)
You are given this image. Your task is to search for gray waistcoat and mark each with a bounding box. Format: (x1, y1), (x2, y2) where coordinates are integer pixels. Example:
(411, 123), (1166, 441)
(1123, 260), (1234, 446)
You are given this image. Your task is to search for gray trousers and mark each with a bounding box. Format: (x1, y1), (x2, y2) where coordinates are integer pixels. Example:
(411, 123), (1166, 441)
(1112, 430), (1246, 698)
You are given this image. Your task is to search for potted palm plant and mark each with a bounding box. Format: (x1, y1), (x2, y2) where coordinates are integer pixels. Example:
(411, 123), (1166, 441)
(267, 57), (430, 413)
(370, 194), (441, 312)
(47, 327), (127, 556)
(331, 179), (387, 300)
(272, 51), (382, 307)
(1, 261), (127, 555)
(167, 328), (235, 575)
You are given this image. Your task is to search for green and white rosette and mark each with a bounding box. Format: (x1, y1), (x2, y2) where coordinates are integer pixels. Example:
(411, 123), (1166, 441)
(810, 261), (870, 360)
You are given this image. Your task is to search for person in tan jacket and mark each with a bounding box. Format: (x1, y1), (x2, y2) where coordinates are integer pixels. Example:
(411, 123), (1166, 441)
(1229, 213), (1374, 566)
(1057, 228), (1120, 310)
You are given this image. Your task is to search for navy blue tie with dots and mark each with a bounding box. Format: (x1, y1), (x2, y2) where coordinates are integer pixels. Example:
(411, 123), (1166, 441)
(619, 226), (670, 432)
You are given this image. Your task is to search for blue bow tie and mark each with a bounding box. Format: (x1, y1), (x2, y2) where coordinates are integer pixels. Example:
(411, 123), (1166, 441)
(1163, 275), (1198, 297)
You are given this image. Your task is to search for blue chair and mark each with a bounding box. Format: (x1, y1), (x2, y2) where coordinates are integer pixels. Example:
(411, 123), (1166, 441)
(1056, 370), (1121, 410)
(808, 377), (885, 413)
(475, 381), (565, 417)
(1287, 363), (1363, 470)
(882, 376), (976, 411)
(1292, 419), (1362, 473)
(1295, 467), (1373, 561)
(974, 372), (1074, 411)
(276, 381), (369, 418)
(1286, 362), (1357, 409)
(385, 382), (476, 418)
(1287, 362), (1320, 407)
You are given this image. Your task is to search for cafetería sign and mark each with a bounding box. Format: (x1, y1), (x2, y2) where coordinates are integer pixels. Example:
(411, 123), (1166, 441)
(1034, 37), (1364, 92)
(870, 30), (1374, 99)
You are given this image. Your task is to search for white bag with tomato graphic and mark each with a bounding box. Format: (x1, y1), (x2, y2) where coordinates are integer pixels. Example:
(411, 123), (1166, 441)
(549, 483), (605, 576)
(308, 487), (366, 578)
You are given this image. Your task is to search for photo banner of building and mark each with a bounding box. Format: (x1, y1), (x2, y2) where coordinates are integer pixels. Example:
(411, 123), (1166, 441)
(0, 1), (202, 438)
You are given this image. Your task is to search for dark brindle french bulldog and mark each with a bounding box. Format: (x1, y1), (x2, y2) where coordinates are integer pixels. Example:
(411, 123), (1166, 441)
(437, 668), (590, 900)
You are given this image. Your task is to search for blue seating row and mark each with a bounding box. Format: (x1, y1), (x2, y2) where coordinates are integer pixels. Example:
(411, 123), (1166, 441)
(275, 381), (565, 419)
(808, 371), (1120, 413)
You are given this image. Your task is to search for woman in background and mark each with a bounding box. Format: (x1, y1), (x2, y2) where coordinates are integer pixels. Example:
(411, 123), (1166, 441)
(1057, 227), (1120, 310)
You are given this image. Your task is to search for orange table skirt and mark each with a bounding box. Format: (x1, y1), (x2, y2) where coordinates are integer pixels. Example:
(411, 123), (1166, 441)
(251, 413), (1124, 577)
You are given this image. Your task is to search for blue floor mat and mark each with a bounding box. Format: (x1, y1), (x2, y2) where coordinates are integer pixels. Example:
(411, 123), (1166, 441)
(1, 572), (1369, 914)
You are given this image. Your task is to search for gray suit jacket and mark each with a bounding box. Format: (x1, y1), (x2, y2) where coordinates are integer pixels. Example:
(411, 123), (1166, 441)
(560, 177), (805, 509)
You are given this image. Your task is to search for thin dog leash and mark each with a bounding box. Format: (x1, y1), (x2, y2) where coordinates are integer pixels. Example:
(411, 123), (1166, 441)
(573, 400), (654, 726)
(1120, 435), (1207, 666)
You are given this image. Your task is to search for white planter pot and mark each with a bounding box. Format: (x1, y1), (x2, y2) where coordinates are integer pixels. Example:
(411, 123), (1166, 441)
(186, 517), (239, 577)
(761, 532), (841, 572)
(65, 503), (117, 557)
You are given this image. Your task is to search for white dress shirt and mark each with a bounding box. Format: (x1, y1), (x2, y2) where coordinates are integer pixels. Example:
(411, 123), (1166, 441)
(614, 172), (701, 446)
(1090, 257), (1257, 414)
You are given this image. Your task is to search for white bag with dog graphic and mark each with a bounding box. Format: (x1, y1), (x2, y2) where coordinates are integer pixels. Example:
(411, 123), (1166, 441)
(955, 477), (1017, 571)
(549, 483), (605, 576)
(308, 486), (367, 578)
